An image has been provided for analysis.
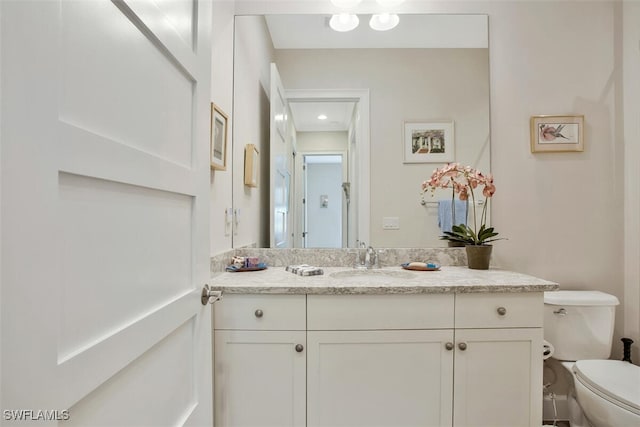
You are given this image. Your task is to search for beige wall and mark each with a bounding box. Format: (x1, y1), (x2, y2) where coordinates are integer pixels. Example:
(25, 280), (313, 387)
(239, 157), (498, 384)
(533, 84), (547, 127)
(276, 48), (490, 248)
(228, 15), (275, 249)
(210, 0), (234, 255)
(211, 1), (638, 358)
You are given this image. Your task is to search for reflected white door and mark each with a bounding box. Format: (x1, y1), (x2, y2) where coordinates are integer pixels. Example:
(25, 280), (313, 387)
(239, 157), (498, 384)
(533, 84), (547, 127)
(270, 63), (292, 248)
(1, 1), (213, 425)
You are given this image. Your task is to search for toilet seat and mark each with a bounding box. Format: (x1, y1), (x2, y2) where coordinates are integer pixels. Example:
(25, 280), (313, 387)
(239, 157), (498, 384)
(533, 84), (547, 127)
(573, 360), (640, 416)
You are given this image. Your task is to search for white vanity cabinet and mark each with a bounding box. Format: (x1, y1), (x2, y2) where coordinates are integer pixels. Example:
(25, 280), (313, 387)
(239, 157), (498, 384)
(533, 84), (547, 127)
(213, 295), (306, 427)
(307, 294), (455, 427)
(453, 293), (544, 427)
(213, 291), (544, 427)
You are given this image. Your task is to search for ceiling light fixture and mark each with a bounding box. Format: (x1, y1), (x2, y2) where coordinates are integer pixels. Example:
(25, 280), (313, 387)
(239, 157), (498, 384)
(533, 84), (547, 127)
(329, 13), (359, 32)
(318, 114), (328, 120)
(369, 13), (399, 31)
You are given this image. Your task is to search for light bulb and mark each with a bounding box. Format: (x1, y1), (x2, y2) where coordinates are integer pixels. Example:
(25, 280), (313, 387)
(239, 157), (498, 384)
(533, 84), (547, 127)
(369, 13), (399, 31)
(329, 13), (359, 32)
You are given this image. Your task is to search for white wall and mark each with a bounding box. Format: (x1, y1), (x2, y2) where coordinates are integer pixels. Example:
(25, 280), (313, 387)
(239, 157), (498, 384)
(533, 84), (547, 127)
(297, 131), (348, 152)
(276, 48), (490, 248)
(218, 0), (636, 358)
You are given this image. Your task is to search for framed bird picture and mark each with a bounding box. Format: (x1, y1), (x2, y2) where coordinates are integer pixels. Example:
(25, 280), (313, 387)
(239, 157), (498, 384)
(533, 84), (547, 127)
(530, 115), (584, 153)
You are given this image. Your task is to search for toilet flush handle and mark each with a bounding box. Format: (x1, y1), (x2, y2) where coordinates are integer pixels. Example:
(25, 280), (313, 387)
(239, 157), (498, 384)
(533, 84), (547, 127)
(553, 308), (567, 316)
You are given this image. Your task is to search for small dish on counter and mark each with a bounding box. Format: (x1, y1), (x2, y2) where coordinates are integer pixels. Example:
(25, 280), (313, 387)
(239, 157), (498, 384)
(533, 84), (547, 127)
(225, 263), (268, 272)
(401, 262), (440, 271)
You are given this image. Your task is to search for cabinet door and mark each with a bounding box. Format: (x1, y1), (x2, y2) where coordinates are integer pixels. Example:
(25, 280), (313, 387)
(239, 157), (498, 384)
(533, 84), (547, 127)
(453, 328), (543, 427)
(214, 330), (306, 427)
(308, 329), (454, 427)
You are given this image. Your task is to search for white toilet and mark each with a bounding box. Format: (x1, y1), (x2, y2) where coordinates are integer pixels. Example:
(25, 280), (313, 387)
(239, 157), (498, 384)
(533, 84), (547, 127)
(544, 290), (640, 427)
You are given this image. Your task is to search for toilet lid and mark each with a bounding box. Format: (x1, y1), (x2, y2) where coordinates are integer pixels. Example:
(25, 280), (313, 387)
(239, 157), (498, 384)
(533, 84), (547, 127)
(574, 360), (640, 413)
(544, 290), (619, 306)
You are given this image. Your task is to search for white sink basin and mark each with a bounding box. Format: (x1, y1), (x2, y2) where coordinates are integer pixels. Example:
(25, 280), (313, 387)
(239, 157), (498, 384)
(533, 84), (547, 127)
(329, 269), (415, 281)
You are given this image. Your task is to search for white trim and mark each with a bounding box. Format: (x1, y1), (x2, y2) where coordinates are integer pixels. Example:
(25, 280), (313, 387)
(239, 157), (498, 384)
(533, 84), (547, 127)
(623, 0), (640, 360)
(286, 89), (371, 246)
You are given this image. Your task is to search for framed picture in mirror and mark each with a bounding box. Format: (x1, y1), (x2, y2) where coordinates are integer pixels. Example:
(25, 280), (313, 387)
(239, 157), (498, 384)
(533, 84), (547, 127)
(244, 144), (259, 187)
(403, 121), (455, 163)
(210, 103), (228, 170)
(530, 115), (584, 153)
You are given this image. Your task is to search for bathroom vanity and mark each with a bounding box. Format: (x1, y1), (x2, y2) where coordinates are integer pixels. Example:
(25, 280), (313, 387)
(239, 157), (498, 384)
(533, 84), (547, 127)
(210, 266), (557, 427)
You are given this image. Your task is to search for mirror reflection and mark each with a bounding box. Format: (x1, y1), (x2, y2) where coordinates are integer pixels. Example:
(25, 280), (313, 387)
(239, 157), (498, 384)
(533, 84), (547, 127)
(232, 14), (490, 249)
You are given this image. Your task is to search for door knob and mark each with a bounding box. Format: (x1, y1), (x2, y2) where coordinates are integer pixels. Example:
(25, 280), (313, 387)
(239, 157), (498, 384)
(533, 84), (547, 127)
(255, 309), (264, 318)
(497, 307), (507, 316)
(458, 342), (468, 351)
(445, 342), (454, 351)
(295, 344), (304, 353)
(201, 285), (222, 305)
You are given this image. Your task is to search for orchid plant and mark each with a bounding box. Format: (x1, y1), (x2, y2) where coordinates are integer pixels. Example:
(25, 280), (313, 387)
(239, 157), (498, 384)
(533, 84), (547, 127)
(421, 163), (502, 246)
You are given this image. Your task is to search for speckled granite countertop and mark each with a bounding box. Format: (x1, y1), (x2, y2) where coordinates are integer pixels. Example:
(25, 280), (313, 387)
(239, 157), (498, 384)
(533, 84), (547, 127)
(209, 266), (558, 295)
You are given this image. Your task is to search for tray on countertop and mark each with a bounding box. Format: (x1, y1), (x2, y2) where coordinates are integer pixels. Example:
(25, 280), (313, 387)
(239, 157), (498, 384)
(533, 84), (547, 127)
(401, 262), (441, 271)
(226, 263), (268, 272)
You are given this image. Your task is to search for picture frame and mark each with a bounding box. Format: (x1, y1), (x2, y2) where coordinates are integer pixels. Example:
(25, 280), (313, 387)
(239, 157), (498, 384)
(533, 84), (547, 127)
(530, 115), (584, 153)
(210, 103), (228, 170)
(244, 144), (259, 187)
(403, 121), (455, 163)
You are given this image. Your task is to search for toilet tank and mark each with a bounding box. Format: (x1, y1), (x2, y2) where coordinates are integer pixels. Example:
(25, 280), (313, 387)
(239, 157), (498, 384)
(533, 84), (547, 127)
(544, 291), (619, 361)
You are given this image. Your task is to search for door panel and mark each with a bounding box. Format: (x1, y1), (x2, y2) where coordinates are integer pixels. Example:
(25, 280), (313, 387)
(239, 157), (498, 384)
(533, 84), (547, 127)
(453, 328), (542, 427)
(270, 63), (292, 248)
(214, 330), (306, 427)
(307, 330), (454, 427)
(1, 0), (212, 425)
(59, 0), (195, 167)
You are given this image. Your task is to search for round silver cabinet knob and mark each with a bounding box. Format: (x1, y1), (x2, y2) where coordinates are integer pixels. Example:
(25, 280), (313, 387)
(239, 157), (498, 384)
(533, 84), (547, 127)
(295, 344), (304, 353)
(254, 309), (264, 318)
(497, 307), (507, 316)
(445, 342), (454, 351)
(458, 342), (468, 351)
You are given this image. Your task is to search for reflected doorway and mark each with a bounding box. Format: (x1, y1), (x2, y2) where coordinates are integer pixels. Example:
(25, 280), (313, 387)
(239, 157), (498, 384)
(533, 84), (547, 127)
(302, 154), (347, 248)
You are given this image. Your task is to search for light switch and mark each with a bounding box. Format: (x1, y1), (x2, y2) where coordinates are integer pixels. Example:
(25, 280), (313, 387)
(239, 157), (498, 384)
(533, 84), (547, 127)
(382, 217), (400, 230)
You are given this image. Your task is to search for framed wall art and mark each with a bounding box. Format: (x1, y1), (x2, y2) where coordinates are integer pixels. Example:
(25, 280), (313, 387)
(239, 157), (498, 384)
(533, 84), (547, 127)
(403, 121), (455, 163)
(210, 103), (228, 170)
(530, 115), (584, 153)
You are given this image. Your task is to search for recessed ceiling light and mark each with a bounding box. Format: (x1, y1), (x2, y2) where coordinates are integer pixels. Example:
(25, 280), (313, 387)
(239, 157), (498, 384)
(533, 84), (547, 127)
(318, 114), (328, 120)
(369, 13), (399, 31)
(329, 13), (359, 32)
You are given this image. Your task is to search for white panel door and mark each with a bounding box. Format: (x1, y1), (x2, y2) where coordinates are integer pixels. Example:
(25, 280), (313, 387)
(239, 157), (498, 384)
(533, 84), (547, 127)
(307, 330), (454, 427)
(1, 1), (213, 425)
(453, 328), (543, 427)
(270, 63), (291, 248)
(214, 330), (306, 427)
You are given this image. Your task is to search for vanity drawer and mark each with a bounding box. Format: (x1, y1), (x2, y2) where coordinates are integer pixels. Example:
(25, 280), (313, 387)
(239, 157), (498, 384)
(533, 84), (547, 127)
(455, 292), (543, 328)
(214, 294), (306, 330)
(307, 294), (454, 330)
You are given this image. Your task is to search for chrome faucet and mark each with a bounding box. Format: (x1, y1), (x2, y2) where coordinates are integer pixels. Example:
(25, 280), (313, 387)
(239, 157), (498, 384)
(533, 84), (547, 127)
(366, 246), (379, 269)
(354, 241), (367, 269)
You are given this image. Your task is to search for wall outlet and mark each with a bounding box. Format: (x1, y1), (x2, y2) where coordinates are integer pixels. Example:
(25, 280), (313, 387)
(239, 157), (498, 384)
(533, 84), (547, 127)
(382, 217), (400, 230)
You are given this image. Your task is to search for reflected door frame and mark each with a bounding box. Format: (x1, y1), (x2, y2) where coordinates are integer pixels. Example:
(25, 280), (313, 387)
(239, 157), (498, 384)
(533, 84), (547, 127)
(286, 89), (370, 247)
